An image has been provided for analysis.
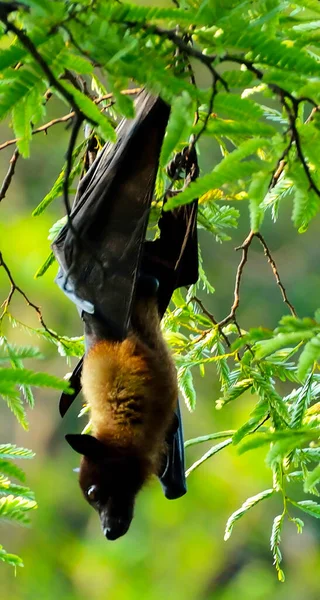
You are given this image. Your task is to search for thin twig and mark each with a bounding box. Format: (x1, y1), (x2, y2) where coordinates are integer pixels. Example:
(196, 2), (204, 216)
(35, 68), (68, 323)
(218, 231), (297, 330)
(190, 295), (231, 348)
(255, 233), (297, 317)
(0, 251), (60, 339)
(63, 113), (83, 218)
(0, 89), (141, 151)
(0, 148), (19, 202)
(218, 231), (255, 328)
(282, 97), (320, 200)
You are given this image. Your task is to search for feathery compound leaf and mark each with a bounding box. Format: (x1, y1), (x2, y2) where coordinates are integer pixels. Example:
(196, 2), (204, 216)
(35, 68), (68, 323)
(186, 438), (232, 477)
(0, 367), (72, 392)
(0, 460), (26, 483)
(214, 94), (264, 122)
(178, 367), (196, 411)
(223, 21), (320, 76)
(304, 464), (320, 494)
(0, 67), (45, 120)
(185, 430), (236, 448)
(270, 514), (285, 582)
(0, 476), (35, 500)
(0, 342), (42, 362)
(63, 83), (116, 142)
(255, 331), (314, 359)
(11, 95), (33, 158)
(291, 377), (313, 429)
(298, 336), (320, 381)
(224, 489), (274, 541)
(239, 430), (318, 456)
(0, 545), (23, 568)
(0, 494), (37, 525)
(248, 170), (271, 232)
(290, 499), (320, 519)
(32, 145), (85, 216)
(34, 251), (56, 279)
(160, 92), (193, 168)
(2, 393), (28, 430)
(0, 445), (35, 460)
(100, 3), (196, 24)
(265, 432), (320, 468)
(232, 398), (269, 445)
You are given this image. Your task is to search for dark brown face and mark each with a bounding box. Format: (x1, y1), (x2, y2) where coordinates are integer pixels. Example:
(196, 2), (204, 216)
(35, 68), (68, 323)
(80, 455), (147, 540)
(66, 434), (147, 540)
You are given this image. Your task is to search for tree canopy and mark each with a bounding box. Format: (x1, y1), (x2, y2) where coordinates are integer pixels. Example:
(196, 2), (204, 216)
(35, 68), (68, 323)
(1, 0), (320, 584)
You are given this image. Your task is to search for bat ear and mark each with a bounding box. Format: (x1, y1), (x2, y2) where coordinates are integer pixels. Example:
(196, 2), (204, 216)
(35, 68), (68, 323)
(65, 434), (107, 460)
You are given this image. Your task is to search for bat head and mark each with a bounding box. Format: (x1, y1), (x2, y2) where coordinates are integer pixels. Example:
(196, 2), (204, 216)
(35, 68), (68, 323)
(66, 434), (148, 540)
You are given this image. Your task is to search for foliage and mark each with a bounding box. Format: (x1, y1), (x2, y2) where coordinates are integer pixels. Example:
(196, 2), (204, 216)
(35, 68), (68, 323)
(0, 0), (320, 582)
(0, 339), (71, 568)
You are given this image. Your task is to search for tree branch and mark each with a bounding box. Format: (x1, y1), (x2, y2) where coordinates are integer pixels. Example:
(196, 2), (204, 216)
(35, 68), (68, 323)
(0, 251), (59, 339)
(0, 149), (19, 202)
(190, 295), (231, 348)
(218, 231), (297, 330)
(255, 233), (297, 317)
(0, 89), (141, 152)
(218, 231), (255, 328)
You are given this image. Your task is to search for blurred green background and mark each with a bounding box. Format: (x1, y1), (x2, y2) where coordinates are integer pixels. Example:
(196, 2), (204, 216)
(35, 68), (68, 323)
(1, 1), (320, 598)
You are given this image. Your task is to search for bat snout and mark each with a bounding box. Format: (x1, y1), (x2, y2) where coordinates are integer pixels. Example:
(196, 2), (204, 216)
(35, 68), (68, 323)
(99, 502), (133, 541)
(101, 516), (131, 541)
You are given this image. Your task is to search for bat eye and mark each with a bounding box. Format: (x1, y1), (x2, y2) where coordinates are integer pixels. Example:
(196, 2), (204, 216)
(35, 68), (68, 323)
(87, 485), (99, 502)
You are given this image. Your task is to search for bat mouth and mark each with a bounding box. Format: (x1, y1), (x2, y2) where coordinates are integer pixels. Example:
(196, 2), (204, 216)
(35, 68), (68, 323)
(100, 509), (132, 541)
(102, 519), (131, 541)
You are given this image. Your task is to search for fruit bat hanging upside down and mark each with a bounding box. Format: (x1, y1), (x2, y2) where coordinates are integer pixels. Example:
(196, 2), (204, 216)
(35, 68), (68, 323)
(52, 90), (199, 541)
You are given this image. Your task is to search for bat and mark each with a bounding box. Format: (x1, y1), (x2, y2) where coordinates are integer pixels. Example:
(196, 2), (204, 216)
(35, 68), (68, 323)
(52, 91), (199, 540)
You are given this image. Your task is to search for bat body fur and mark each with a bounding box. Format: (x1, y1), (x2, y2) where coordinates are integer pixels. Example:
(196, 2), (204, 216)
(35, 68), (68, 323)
(67, 294), (178, 540)
(82, 297), (178, 473)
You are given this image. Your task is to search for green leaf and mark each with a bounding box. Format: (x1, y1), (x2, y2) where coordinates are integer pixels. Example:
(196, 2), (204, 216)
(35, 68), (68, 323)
(232, 398), (269, 445)
(32, 147), (84, 216)
(11, 95), (33, 158)
(0, 343), (42, 363)
(178, 367), (196, 411)
(0, 444), (35, 460)
(34, 251), (56, 278)
(224, 489), (274, 540)
(159, 92), (193, 168)
(214, 93), (264, 122)
(186, 439), (232, 477)
(291, 377), (313, 429)
(0, 460), (26, 483)
(238, 430), (318, 456)
(0, 545), (23, 568)
(248, 170), (271, 232)
(63, 83), (116, 142)
(0, 367), (72, 392)
(185, 430), (235, 448)
(304, 464), (320, 494)
(0, 494), (37, 525)
(270, 513), (285, 582)
(60, 52), (93, 75)
(2, 393), (28, 430)
(298, 335), (320, 380)
(255, 332), (314, 359)
(289, 499), (320, 519)
(0, 476), (35, 500)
